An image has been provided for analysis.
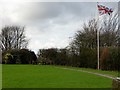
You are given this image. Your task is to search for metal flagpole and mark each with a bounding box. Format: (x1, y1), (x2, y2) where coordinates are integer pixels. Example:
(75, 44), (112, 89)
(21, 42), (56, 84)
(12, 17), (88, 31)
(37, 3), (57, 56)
(97, 22), (100, 70)
(96, 2), (114, 70)
(97, 2), (100, 70)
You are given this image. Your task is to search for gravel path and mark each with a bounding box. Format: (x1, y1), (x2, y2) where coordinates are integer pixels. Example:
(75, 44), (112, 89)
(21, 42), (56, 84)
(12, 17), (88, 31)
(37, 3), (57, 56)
(56, 67), (115, 79)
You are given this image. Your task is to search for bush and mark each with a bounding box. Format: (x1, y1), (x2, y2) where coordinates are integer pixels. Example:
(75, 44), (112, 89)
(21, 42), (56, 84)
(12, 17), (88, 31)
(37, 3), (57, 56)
(100, 47), (120, 71)
(2, 49), (37, 64)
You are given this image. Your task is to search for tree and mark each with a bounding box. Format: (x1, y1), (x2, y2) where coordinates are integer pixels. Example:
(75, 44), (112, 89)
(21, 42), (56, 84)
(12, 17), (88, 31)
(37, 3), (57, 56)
(2, 49), (37, 64)
(4, 53), (13, 64)
(37, 48), (69, 65)
(100, 14), (118, 47)
(19, 49), (35, 64)
(37, 48), (58, 65)
(68, 13), (119, 69)
(0, 25), (28, 51)
(30, 51), (37, 64)
(70, 13), (119, 51)
(70, 18), (99, 53)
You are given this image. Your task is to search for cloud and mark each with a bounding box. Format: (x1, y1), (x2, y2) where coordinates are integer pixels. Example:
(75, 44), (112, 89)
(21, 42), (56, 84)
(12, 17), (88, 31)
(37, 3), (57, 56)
(0, 2), (118, 53)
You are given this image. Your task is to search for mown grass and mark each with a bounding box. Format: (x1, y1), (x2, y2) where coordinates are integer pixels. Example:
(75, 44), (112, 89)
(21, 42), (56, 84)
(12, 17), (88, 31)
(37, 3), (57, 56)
(57, 65), (118, 78)
(0, 64), (2, 89)
(2, 65), (115, 88)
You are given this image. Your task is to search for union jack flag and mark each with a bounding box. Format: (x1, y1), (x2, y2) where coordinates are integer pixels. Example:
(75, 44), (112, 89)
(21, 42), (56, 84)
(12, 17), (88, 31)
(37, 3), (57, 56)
(97, 4), (113, 15)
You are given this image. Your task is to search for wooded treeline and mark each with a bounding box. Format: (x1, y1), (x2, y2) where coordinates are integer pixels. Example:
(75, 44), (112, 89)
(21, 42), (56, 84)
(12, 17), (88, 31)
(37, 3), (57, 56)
(2, 49), (37, 64)
(1, 26), (37, 64)
(37, 47), (119, 71)
(37, 14), (120, 71)
(1, 13), (120, 71)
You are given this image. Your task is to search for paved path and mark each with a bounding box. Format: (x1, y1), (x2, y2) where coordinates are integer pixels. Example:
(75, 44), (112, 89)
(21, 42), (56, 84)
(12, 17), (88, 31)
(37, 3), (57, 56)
(56, 67), (115, 79)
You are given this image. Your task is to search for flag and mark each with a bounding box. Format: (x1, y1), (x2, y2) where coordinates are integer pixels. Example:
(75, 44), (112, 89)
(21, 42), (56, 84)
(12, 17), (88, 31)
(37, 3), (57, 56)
(97, 4), (113, 15)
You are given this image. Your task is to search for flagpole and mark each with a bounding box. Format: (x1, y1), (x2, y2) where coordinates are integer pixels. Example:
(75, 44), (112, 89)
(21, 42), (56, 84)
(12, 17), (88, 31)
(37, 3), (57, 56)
(96, 3), (113, 70)
(97, 2), (100, 70)
(97, 21), (100, 70)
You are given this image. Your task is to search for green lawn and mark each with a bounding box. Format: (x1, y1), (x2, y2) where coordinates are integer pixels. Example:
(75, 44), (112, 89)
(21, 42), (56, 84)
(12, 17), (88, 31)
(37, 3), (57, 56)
(0, 64), (2, 89)
(57, 65), (118, 78)
(2, 65), (116, 88)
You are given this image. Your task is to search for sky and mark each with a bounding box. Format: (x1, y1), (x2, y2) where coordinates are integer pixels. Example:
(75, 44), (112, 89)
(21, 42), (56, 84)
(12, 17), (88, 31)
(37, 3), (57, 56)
(0, 0), (118, 54)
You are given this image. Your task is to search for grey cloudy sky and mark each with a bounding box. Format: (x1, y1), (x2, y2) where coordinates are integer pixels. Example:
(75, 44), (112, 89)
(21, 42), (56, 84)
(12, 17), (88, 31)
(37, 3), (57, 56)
(0, 1), (118, 53)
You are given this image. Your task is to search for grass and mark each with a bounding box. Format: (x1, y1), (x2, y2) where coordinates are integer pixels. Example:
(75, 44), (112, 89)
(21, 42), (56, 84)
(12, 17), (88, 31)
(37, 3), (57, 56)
(57, 65), (118, 78)
(2, 64), (116, 88)
(0, 64), (2, 89)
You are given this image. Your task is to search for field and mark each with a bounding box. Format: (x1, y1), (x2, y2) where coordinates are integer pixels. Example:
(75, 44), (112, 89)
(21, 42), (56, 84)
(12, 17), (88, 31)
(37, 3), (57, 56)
(2, 65), (117, 88)
(0, 64), (2, 89)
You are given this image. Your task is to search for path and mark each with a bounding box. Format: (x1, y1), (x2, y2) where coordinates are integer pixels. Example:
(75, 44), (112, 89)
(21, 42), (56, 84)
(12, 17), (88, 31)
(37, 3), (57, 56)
(56, 67), (115, 79)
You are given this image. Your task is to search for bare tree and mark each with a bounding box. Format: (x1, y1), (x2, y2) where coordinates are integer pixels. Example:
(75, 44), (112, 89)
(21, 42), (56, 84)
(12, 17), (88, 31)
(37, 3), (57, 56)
(0, 25), (28, 51)
(70, 13), (119, 51)
(100, 13), (118, 47)
(70, 18), (100, 54)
